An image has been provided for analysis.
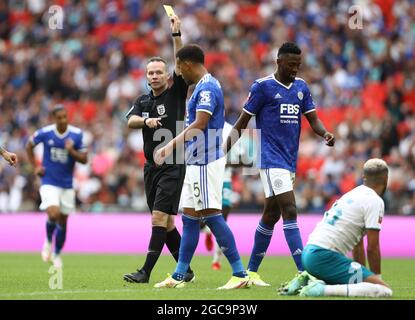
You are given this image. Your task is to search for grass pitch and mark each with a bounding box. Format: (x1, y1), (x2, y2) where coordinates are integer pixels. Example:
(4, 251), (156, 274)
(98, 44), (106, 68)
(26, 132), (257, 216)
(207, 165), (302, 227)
(0, 253), (414, 300)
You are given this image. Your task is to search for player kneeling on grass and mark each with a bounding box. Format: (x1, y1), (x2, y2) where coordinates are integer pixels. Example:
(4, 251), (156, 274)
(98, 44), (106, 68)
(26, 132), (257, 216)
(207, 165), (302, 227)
(278, 159), (392, 298)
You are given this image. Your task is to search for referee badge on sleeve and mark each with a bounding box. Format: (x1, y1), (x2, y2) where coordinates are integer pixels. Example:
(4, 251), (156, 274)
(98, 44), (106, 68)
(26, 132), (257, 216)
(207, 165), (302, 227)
(142, 112), (149, 118)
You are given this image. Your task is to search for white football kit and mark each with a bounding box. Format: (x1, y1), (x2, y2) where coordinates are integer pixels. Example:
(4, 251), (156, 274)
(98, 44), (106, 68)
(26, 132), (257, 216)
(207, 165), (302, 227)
(307, 185), (384, 255)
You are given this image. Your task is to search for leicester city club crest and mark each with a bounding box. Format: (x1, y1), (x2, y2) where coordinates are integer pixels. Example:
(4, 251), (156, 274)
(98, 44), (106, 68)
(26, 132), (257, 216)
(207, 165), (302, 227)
(156, 104), (166, 116)
(297, 91), (304, 100)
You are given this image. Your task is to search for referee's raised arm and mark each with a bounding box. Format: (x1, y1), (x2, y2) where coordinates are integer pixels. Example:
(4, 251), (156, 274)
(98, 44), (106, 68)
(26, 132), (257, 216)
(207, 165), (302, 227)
(170, 14), (183, 75)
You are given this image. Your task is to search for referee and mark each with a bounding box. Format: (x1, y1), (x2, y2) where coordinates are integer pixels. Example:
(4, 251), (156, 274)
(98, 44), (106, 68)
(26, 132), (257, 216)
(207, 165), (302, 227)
(123, 15), (194, 284)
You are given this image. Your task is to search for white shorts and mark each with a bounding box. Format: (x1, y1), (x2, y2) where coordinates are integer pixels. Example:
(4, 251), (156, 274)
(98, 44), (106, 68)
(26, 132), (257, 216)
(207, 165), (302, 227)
(181, 157), (226, 211)
(39, 185), (76, 215)
(259, 168), (296, 198)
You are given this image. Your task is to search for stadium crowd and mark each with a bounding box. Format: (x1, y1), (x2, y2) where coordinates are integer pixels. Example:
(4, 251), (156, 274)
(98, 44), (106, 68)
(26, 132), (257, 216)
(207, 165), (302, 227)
(0, 0), (415, 214)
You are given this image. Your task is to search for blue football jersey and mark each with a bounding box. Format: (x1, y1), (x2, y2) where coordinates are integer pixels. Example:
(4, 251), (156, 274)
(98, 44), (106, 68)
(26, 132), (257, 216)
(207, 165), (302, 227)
(185, 73), (225, 165)
(243, 75), (315, 171)
(31, 125), (86, 188)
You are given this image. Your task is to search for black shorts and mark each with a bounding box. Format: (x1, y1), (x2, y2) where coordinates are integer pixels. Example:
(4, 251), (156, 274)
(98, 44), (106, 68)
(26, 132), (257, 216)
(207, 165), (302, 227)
(144, 163), (185, 215)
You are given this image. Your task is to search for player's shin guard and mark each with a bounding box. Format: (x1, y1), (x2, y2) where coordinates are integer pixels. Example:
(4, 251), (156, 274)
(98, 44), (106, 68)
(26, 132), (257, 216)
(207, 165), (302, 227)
(55, 224), (67, 255)
(204, 214), (246, 277)
(173, 215), (200, 281)
(283, 220), (304, 271)
(247, 221), (273, 272)
(46, 219), (56, 243)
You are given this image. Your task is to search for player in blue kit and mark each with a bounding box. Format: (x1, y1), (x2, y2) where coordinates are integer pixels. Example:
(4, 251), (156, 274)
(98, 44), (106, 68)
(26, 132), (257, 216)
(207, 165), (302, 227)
(154, 44), (249, 289)
(26, 106), (88, 268)
(225, 42), (335, 286)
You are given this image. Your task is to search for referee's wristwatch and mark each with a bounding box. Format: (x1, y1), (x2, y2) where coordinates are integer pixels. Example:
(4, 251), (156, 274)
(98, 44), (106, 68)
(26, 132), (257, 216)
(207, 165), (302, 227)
(172, 31), (181, 37)
(144, 118), (149, 127)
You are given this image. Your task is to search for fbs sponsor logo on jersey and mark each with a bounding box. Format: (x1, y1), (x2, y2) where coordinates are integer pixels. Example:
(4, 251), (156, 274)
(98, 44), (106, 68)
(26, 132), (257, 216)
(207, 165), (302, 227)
(280, 104), (300, 122)
(156, 104), (165, 116)
(280, 104), (300, 115)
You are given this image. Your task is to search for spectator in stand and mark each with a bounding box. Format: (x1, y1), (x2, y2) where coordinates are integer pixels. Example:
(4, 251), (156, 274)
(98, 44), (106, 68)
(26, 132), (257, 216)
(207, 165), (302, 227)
(0, 0), (414, 214)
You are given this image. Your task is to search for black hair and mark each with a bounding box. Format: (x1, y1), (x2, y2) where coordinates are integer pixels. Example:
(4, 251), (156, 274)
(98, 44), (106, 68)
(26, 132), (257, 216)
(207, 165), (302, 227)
(277, 42), (301, 57)
(176, 44), (205, 64)
(146, 56), (167, 65)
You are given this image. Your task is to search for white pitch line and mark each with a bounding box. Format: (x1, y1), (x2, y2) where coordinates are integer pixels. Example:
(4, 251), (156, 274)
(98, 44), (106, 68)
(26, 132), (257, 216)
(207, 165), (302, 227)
(0, 287), (218, 297)
(3, 287), (411, 298)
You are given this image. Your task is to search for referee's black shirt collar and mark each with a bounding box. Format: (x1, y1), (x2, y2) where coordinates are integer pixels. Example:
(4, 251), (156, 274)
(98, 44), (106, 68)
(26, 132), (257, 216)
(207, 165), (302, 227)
(149, 87), (169, 99)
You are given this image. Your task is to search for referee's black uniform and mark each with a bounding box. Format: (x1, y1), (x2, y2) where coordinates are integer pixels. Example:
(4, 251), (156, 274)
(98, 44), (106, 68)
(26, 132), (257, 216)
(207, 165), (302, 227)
(126, 72), (188, 215)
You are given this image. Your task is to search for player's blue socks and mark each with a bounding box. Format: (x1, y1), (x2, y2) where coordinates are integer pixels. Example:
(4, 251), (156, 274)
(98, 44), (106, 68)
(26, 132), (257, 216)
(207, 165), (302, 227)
(55, 224), (67, 255)
(46, 219), (56, 243)
(283, 220), (304, 271)
(172, 215), (200, 281)
(248, 221), (273, 272)
(204, 214), (246, 278)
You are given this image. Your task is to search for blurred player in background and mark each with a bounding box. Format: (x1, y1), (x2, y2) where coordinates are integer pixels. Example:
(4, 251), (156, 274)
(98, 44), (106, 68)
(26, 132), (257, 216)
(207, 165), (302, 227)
(0, 147), (18, 167)
(154, 44), (249, 289)
(123, 15), (195, 284)
(225, 42), (335, 286)
(26, 106), (88, 268)
(279, 158), (392, 298)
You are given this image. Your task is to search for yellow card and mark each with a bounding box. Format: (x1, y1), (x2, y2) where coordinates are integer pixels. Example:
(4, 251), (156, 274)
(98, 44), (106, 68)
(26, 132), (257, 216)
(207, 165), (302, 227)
(163, 5), (176, 17)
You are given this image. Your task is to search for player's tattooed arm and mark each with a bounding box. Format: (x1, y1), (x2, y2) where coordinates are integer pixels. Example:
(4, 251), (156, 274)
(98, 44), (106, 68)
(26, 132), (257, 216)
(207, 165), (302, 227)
(304, 111), (335, 146)
(352, 238), (366, 267)
(366, 229), (381, 275)
(154, 111), (211, 165)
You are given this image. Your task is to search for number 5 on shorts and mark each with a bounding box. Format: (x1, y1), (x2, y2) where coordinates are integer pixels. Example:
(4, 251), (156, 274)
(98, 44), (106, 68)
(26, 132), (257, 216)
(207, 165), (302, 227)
(193, 182), (200, 197)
